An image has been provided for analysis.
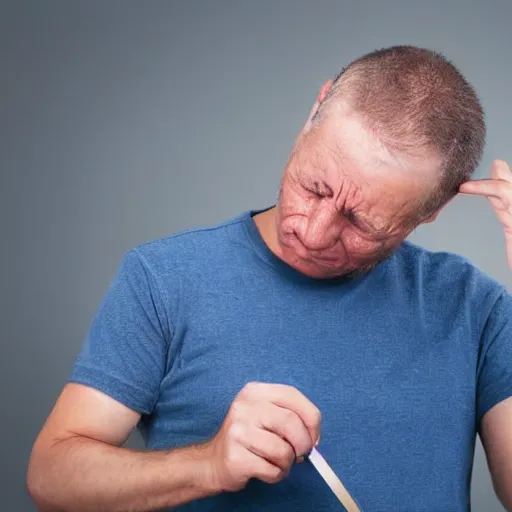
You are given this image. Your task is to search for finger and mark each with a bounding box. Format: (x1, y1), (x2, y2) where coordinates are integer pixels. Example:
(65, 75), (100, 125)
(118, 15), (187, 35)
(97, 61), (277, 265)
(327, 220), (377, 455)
(459, 179), (512, 200)
(242, 425), (296, 471)
(492, 159), (512, 183)
(243, 383), (322, 446)
(505, 233), (512, 271)
(246, 450), (287, 485)
(488, 194), (512, 212)
(257, 401), (316, 458)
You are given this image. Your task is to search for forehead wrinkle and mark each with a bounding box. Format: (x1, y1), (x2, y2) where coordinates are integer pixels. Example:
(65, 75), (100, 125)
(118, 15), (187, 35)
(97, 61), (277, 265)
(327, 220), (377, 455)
(308, 140), (344, 186)
(325, 110), (416, 180)
(321, 149), (403, 236)
(334, 173), (364, 213)
(303, 139), (331, 177)
(310, 116), (383, 191)
(290, 144), (324, 185)
(300, 117), (426, 238)
(318, 114), (442, 233)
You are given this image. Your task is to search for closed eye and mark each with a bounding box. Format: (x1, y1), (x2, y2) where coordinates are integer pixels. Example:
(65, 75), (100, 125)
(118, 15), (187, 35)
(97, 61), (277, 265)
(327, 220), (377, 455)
(303, 180), (333, 198)
(304, 186), (324, 198)
(344, 208), (360, 226)
(344, 209), (384, 238)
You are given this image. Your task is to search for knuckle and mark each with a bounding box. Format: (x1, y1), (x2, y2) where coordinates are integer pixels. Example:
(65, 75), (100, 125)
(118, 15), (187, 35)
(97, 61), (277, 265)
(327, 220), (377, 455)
(274, 440), (293, 462)
(282, 408), (297, 424)
(312, 407), (322, 425)
(284, 448), (296, 467)
(226, 422), (245, 443)
(230, 399), (248, 420)
(239, 381), (259, 399)
(268, 466), (285, 483)
(296, 437), (312, 457)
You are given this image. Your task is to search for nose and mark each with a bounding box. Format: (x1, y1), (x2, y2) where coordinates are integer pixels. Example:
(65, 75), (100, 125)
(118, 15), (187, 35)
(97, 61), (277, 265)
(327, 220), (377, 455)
(297, 205), (341, 251)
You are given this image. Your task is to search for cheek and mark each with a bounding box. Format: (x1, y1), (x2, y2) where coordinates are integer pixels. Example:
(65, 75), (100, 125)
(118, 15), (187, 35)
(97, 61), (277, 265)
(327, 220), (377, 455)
(342, 230), (388, 256)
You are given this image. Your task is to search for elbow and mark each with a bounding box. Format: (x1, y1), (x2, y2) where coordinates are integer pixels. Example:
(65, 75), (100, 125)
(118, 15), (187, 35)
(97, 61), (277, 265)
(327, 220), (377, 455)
(26, 448), (61, 512)
(493, 477), (512, 512)
(26, 456), (49, 510)
(497, 492), (512, 512)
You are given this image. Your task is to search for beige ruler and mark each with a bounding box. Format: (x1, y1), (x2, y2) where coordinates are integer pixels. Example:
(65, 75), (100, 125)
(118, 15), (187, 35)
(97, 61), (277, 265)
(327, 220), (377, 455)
(308, 447), (361, 512)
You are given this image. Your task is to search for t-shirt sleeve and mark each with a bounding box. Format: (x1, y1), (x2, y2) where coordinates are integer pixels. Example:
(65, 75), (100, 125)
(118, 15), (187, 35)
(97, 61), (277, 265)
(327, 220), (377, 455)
(476, 289), (512, 424)
(68, 248), (171, 415)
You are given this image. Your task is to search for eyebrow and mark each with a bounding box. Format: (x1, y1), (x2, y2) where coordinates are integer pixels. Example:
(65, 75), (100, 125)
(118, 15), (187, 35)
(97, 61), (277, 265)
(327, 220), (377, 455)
(312, 179), (334, 196)
(302, 174), (388, 237)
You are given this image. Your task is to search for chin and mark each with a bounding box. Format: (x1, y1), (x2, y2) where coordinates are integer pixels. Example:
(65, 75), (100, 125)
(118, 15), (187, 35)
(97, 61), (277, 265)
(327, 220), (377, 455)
(285, 254), (353, 279)
(278, 243), (344, 279)
(284, 248), (382, 280)
(305, 267), (347, 279)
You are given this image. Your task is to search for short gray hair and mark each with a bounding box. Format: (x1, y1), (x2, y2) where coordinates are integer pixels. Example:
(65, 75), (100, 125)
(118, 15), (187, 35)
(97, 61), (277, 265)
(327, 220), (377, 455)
(315, 45), (486, 220)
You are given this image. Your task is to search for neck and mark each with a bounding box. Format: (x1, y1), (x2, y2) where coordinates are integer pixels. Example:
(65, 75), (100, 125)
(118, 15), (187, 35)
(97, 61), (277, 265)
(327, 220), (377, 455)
(253, 206), (281, 257)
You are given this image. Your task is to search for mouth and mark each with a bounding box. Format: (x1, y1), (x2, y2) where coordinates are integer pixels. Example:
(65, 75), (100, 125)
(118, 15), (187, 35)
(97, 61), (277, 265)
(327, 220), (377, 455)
(308, 258), (346, 270)
(285, 244), (346, 271)
(309, 252), (341, 262)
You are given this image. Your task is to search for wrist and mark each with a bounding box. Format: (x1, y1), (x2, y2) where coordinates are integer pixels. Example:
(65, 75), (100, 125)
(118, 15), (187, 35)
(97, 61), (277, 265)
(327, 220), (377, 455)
(168, 441), (222, 497)
(195, 440), (223, 495)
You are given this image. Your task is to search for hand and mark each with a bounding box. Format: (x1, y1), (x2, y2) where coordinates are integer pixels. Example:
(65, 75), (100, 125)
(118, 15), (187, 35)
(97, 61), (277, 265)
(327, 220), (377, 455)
(204, 382), (321, 493)
(459, 159), (512, 270)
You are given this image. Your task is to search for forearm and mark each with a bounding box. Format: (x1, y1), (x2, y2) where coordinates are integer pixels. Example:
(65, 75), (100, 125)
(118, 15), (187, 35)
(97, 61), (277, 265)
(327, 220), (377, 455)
(27, 436), (219, 512)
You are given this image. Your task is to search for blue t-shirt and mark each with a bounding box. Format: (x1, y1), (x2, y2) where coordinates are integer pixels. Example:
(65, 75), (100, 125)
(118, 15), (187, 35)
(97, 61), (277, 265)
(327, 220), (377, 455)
(69, 209), (512, 512)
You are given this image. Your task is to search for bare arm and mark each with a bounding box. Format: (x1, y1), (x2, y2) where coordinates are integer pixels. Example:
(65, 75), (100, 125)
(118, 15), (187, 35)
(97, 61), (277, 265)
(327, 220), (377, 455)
(27, 381), (321, 511)
(26, 383), (218, 512)
(480, 397), (512, 512)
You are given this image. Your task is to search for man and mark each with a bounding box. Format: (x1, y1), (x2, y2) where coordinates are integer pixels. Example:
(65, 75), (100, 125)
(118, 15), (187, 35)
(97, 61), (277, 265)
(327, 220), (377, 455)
(27, 45), (512, 511)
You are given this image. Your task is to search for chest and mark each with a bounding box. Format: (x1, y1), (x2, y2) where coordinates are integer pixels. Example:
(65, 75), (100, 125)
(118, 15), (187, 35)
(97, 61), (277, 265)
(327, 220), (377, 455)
(148, 284), (478, 510)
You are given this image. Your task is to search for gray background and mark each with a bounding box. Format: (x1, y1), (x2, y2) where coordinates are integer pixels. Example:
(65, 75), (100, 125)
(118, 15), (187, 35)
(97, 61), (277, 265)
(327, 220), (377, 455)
(2, 1), (511, 510)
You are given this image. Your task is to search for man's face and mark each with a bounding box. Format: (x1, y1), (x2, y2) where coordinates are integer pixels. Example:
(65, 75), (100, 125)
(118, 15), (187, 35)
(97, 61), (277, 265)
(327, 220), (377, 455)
(275, 110), (441, 279)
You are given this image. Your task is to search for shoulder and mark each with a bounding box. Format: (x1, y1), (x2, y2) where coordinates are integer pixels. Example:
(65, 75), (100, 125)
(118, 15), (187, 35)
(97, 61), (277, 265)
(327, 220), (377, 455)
(397, 240), (498, 283)
(394, 240), (506, 304)
(103, 211), (251, 329)
(398, 239), (476, 270)
(126, 211), (250, 274)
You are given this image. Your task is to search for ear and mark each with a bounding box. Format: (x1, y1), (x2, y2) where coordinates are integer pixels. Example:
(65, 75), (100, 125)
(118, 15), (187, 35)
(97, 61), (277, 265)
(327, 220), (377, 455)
(303, 79), (334, 130)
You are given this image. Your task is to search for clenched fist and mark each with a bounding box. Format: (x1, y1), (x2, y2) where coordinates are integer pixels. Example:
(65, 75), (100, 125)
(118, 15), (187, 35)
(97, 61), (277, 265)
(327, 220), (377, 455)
(204, 382), (321, 492)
